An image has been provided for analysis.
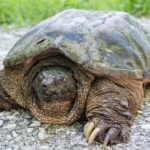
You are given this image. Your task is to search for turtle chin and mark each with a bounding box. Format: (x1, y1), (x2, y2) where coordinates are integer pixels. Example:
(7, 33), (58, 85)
(32, 66), (77, 116)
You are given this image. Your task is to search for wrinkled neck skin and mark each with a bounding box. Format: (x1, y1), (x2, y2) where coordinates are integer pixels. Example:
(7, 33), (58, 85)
(0, 56), (95, 125)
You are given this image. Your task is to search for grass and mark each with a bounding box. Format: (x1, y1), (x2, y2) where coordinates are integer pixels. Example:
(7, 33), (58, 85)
(119, 0), (150, 16)
(0, 0), (150, 27)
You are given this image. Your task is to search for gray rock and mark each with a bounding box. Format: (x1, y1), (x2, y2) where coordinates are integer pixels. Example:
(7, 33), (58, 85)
(5, 148), (13, 150)
(39, 145), (49, 150)
(0, 120), (3, 127)
(27, 128), (34, 133)
(141, 124), (150, 130)
(24, 114), (32, 119)
(6, 115), (17, 120)
(6, 134), (13, 141)
(3, 123), (16, 129)
(145, 117), (150, 122)
(12, 131), (18, 137)
(38, 131), (48, 140)
(23, 145), (36, 150)
(30, 120), (41, 127)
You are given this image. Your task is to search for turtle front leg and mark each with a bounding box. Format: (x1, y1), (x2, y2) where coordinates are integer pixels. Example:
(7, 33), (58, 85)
(0, 86), (19, 110)
(84, 77), (143, 147)
(0, 70), (20, 110)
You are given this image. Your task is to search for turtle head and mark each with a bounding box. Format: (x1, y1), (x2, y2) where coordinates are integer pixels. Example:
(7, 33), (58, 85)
(22, 56), (93, 125)
(32, 67), (77, 116)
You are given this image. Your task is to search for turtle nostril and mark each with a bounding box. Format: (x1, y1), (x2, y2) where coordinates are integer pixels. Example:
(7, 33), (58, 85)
(43, 84), (47, 88)
(41, 79), (48, 88)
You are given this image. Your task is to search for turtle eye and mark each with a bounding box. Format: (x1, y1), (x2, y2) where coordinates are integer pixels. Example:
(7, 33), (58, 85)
(54, 76), (65, 85)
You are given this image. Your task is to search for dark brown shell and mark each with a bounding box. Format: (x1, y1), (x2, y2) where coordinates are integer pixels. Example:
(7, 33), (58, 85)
(4, 9), (150, 79)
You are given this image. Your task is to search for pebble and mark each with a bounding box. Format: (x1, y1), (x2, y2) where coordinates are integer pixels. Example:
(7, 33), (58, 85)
(138, 110), (143, 114)
(23, 145), (36, 150)
(39, 145), (49, 150)
(19, 119), (29, 126)
(15, 136), (23, 142)
(12, 131), (18, 137)
(6, 134), (13, 141)
(6, 115), (16, 120)
(30, 121), (41, 127)
(39, 127), (45, 132)
(145, 117), (150, 122)
(0, 120), (3, 127)
(141, 124), (150, 130)
(38, 131), (48, 140)
(3, 123), (16, 129)
(24, 114), (32, 119)
(5, 148), (13, 150)
(27, 128), (34, 133)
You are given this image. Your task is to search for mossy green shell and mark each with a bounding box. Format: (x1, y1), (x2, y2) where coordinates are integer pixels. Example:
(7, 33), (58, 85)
(4, 9), (150, 79)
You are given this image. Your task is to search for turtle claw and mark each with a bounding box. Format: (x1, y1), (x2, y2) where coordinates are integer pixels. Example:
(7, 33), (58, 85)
(102, 127), (120, 147)
(84, 118), (130, 146)
(102, 134), (110, 148)
(84, 122), (94, 140)
(88, 128), (100, 145)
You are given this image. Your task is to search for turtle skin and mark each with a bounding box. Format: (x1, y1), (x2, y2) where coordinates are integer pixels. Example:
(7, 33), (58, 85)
(0, 9), (150, 147)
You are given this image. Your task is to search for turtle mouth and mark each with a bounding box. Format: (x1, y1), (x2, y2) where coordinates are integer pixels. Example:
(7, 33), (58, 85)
(23, 56), (94, 125)
(36, 93), (74, 116)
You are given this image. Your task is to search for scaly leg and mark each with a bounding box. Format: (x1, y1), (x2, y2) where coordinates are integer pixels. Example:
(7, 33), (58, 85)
(0, 70), (20, 110)
(84, 77), (143, 147)
(0, 84), (19, 110)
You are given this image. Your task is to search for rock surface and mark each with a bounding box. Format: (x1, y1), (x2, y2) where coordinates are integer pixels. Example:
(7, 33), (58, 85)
(0, 18), (150, 150)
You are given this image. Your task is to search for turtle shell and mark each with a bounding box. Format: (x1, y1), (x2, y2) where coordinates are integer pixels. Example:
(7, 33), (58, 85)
(4, 9), (150, 79)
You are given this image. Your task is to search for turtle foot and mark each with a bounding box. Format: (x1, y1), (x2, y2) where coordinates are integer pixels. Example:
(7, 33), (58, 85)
(84, 117), (130, 147)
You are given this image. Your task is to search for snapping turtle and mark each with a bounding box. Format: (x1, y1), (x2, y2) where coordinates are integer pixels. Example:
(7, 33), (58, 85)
(0, 9), (150, 146)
